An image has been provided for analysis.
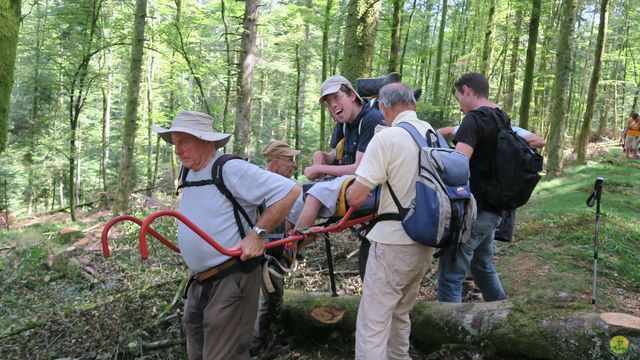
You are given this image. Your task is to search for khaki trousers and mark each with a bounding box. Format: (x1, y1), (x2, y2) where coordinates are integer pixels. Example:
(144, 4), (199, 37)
(183, 265), (261, 360)
(355, 241), (434, 360)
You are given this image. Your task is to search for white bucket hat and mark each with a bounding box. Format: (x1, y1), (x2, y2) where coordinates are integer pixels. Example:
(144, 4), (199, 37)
(152, 111), (231, 148)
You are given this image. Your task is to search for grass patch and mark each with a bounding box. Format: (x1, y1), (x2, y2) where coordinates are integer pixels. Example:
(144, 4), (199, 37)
(499, 150), (640, 315)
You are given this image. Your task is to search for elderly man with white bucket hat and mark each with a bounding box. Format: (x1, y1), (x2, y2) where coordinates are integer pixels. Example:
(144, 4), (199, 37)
(152, 110), (300, 360)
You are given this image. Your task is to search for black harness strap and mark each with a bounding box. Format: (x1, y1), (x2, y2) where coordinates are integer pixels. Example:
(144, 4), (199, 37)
(176, 154), (254, 239)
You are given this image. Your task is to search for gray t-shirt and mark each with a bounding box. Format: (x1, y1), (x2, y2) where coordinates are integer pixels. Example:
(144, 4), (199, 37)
(178, 152), (296, 272)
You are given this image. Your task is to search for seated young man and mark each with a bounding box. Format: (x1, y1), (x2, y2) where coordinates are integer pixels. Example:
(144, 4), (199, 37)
(294, 75), (385, 244)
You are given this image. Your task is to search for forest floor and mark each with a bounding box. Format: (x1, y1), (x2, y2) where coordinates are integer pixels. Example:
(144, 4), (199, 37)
(1, 143), (639, 359)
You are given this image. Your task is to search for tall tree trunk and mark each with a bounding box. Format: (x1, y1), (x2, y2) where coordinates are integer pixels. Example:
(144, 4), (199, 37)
(504, 8), (522, 115)
(571, 11), (597, 144)
(399, 0), (418, 76)
(76, 122), (82, 206)
(576, 0), (609, 162)
(432, 0), (447, 108)
(597, 99), (607, 135)
(320, 0), (334, 152)
(114, 0), (147, 215)
(67, 0), (103, 221)
(294, 44), (301, 179)
(146, 5), (156, 194)
(388, 0), (403, 73)
(172, 0), (211, 116)
(443, 0), (468, 116)
(340, 0), (381, 82)
(0, 0), (21, 153)
(545, 0), (578, 178)
(518, 0), (542, 130)
(101, 49), (112, 193)
(221, 0), (233, 137)
(26, 0), (44, 214)
(480, 0), (497, 78)
(233, 0), (260, 156)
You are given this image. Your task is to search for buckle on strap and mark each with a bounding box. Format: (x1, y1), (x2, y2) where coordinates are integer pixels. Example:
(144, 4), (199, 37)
(193, 258), (237, 281)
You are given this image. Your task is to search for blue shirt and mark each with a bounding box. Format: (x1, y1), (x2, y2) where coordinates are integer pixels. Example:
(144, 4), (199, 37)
(329, 99), (385, 165)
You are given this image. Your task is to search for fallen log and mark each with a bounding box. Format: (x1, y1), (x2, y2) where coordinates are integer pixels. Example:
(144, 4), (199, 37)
(277, 290), (639, 359)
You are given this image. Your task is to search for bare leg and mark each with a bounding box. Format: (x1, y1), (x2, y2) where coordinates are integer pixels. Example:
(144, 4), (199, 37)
(295, 196), (323, 248)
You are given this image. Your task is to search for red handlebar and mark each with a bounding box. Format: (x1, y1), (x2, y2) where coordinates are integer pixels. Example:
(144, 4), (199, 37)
(103, 207), (376, 260)
(101, 215), (180, 258)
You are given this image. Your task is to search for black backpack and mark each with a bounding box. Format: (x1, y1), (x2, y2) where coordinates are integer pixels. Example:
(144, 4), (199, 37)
(176, 154), (253, 238)
(478, 108), (543, 211)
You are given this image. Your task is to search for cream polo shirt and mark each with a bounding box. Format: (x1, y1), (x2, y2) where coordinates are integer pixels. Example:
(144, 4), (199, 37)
(355, 110), (436, 245)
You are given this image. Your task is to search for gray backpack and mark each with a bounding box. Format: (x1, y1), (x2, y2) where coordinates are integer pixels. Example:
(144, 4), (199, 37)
(378, 123), (477, 252)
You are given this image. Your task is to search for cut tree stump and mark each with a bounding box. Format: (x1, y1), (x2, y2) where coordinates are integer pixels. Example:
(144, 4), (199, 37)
(277, 290), (639, 359)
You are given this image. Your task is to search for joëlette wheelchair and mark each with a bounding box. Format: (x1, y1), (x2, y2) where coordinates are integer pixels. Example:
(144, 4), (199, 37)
(101, 183), (380, 296)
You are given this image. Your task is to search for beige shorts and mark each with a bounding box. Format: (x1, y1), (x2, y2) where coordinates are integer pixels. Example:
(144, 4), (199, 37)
(624, 135), (639, 151)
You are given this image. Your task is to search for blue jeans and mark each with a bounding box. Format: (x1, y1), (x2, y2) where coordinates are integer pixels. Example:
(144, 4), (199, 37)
(437, 211), (506, 302)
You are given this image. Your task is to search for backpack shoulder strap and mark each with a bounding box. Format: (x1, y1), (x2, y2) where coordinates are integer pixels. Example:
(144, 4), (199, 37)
(482, 107), (511, 131)
(397, 122), (428, 148)
(379, 122), (436, 223)
(175, 166), (190, 195)
(396, 122), (443, 148)
(212, 154), (254, 239)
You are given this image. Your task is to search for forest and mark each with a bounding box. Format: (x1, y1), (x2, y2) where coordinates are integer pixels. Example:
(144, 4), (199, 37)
(2, 0), (640, 358)
(0, 0), (639, 218)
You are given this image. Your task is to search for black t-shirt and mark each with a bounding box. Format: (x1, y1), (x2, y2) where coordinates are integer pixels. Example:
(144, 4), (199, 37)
(329, 99), (385, 165)
(453, 106), (506, 214)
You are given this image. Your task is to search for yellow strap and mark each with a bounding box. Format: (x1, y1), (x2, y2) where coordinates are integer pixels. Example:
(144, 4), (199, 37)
(335, 138), (345, 161)
(335, 177), (355, 217)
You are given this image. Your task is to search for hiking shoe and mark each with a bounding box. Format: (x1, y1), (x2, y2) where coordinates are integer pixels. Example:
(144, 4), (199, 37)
(471, 288), (484, 302)
(463, 277), (475, 292)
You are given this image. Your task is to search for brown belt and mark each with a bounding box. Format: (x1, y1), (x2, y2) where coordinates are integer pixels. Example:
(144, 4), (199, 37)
(193, 258), (237, 281)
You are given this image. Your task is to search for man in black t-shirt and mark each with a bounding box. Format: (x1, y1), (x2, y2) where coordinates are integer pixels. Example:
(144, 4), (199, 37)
(437, 72), (507, 303)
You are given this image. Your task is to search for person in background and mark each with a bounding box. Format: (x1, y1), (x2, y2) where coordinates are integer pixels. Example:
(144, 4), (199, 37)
(438, 122), (545, 301)
(250, 140), (300, 356)
(437, 72), (507, 303)
(347, 83), (436, 359)
(622, 112), (640, 159)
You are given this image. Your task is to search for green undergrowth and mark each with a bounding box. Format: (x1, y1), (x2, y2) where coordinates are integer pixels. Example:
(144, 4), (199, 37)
(0, 209), (188, 359)
(1, 149), (639, 359)
(498, 150), (640, 315)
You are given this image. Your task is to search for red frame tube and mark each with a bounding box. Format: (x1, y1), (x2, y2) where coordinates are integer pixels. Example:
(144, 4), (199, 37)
(101, 215), (180, 258)
(137, 207), (375, 259)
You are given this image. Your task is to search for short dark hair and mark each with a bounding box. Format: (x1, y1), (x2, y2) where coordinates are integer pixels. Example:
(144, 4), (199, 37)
(632, 112), (639, 120)
(452, 72), (489, 99)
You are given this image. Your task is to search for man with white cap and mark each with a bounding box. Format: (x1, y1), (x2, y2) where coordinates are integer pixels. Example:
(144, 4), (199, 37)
(152, 111), (300, 360)
(307, 75), (385, 179)
(293, 75), (385, 248)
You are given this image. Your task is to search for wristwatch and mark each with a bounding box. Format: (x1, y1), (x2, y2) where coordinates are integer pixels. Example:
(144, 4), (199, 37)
(252, 225), (269, 240)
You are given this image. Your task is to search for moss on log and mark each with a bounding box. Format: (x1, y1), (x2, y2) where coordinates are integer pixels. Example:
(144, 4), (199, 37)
(278, 290), (640, 359)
